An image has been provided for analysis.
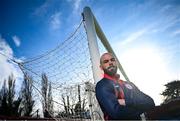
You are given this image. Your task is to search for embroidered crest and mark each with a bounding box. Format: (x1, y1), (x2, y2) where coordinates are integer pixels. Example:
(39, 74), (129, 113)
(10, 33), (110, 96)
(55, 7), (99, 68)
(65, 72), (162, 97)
(125, 83), (133, 89)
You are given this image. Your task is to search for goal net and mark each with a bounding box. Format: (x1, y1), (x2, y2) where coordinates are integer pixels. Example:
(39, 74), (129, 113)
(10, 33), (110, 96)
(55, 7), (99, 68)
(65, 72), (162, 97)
(19, 7), (128, 120)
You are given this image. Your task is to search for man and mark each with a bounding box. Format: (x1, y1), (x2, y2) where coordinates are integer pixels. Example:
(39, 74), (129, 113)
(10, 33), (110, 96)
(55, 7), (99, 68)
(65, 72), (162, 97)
(95, 53), (155, 120)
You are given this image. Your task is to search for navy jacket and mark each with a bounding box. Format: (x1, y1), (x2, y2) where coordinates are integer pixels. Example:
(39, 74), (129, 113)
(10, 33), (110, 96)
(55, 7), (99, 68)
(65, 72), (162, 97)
(95, 76), (155, 120)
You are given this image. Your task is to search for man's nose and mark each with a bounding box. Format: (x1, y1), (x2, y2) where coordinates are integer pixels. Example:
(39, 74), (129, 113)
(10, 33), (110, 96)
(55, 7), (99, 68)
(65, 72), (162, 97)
(109, 61), (113, 65)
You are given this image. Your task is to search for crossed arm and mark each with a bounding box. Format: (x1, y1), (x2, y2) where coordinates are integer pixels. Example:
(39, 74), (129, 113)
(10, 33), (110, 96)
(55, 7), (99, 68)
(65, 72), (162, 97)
(96, 80), (155, 119)
(95, 81), (143, 119)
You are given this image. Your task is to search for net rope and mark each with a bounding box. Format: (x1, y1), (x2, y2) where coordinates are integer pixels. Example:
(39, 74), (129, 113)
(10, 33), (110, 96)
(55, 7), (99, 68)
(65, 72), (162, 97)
(18, 19), (106, 120)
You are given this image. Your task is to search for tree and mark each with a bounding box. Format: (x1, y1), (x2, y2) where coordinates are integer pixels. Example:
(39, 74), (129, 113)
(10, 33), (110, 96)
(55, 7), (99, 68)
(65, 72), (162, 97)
(47, 82), (53, 115)
(161, 80), (180, 103)
(41, 73), (54, 117)
(74, 101), (81, 115)
(0, 80), (8, 115)
(74, 85), (87, 118)
(61, 94), (67, 114)
(20, 75), (34, 116)
(0, 75), (22, 116)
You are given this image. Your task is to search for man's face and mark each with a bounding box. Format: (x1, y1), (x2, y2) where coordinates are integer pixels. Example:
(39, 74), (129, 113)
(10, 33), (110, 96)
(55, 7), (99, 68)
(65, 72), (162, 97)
(100, 53), (117, 76)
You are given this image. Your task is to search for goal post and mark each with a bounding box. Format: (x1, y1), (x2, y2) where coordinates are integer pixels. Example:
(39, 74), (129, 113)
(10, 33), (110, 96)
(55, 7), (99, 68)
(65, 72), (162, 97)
(17, 6), (130, 120)
(83, 6), (130, 83)
(82, 7), (102, 84)
(82, 6), (131, 120)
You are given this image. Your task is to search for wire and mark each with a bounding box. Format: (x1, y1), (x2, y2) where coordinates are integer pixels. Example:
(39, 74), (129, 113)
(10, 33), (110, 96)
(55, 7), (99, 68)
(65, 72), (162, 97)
(0, 51), (20, 64)
(22, 20), (84, 64)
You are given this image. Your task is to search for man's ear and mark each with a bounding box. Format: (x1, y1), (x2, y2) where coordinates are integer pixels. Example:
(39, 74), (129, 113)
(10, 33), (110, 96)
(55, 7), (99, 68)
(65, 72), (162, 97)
(100, 65), (103, 70)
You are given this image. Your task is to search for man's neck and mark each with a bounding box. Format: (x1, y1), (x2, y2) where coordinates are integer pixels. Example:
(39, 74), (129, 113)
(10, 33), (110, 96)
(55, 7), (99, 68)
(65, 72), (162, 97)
(104, 73), (119, 81)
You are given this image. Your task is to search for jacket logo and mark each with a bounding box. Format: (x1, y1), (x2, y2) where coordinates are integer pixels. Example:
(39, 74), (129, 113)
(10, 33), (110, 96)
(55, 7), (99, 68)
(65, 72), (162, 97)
(114, 85), (119, 88)
(125, 84), (133, 89)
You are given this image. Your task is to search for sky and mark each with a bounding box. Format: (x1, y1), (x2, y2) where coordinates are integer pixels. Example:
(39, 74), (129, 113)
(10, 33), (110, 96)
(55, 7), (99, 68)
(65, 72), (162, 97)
(0, 0), (180, 106)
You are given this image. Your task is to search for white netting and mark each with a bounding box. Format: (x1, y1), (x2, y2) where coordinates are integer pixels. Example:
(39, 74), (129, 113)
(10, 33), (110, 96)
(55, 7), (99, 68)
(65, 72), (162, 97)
(19, 18), (107, 119)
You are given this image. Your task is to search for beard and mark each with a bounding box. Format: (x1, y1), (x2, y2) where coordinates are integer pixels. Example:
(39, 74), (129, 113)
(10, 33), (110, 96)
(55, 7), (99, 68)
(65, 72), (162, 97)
(104, 66), (117, 76)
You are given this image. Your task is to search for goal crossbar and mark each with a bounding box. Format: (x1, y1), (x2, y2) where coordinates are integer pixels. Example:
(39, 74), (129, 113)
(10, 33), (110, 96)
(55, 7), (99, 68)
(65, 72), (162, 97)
(83, 6), (130, 82)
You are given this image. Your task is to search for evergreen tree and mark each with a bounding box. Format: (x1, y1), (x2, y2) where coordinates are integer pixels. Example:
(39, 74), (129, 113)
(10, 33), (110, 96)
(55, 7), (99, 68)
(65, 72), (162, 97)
(0, 80), (8, 115)
(0, 75), (22, 116)
(20, 75), (34, 116)
(161, 80), (180, 103)
(41, 73), (54, 117)
(47, 82), (53, 115)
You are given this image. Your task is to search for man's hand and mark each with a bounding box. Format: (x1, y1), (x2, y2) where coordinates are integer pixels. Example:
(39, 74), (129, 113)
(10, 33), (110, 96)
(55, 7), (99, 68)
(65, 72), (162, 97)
(118, 99), (126, 106)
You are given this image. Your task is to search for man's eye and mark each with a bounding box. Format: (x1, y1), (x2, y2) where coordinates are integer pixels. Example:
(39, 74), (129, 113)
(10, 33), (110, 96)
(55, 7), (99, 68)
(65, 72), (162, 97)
(111, 58), (115, 61)
(103, 60), (109, 63)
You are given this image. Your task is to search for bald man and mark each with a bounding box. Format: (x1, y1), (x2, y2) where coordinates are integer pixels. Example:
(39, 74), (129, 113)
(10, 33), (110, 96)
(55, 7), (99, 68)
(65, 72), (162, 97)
(95, 53), (155, 120)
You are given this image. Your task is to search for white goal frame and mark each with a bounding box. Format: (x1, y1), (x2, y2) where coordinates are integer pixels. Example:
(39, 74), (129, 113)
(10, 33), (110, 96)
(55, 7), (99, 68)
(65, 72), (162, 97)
(83, 7), (130, 84)
(82, 6), (130, 120)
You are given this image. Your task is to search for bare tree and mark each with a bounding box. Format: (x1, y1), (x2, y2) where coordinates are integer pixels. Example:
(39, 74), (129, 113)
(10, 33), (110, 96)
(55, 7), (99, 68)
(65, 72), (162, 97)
(61, 94), (68, 114)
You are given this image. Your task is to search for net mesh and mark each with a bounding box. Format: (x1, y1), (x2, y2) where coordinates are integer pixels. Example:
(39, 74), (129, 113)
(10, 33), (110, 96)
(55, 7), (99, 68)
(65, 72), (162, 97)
(20, 20), (106, 119)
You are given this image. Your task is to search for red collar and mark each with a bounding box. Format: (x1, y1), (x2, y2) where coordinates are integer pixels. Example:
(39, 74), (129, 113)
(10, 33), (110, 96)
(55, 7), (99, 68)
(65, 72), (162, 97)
(104, 74), (117, 82)
(104, 73), (123, 84)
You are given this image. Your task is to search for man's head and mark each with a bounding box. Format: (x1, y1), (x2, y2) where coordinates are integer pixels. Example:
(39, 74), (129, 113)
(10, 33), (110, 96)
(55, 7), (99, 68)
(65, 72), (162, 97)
(100, 53), (117, 76)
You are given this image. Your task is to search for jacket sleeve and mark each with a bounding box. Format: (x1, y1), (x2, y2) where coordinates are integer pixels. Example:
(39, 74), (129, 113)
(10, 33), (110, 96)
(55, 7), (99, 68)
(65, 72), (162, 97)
(126, 82), (155, 112)
(95, 81), (143, 119)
